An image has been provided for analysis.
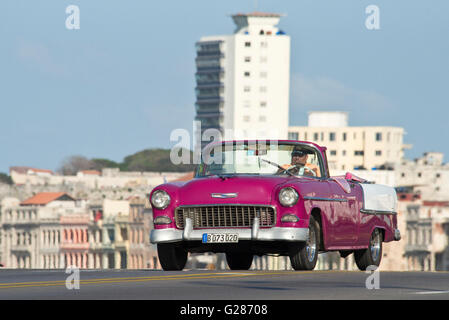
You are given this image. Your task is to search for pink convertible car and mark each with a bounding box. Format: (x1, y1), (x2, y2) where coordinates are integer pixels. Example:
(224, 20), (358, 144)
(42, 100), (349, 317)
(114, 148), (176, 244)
(150, 140), (401, 271)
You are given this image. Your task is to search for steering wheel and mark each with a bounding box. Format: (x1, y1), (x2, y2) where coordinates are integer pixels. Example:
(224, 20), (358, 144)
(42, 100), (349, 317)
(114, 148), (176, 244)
(281, 165), (317, 177)
(279, 165), (297, 176)
(303, 166), (317, 177)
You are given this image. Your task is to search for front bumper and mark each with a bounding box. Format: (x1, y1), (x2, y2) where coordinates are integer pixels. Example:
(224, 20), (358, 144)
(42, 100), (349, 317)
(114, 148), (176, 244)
(150, 217), (309, 244)
(394, 229), (401, 241)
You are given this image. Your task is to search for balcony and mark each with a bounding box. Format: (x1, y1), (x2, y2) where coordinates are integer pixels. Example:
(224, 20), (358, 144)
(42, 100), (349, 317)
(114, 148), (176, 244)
(405, 243), (431, 253)
(196, 67), (224, 74)
(60, 242), (89, 250)
(195, 81), (224, 89)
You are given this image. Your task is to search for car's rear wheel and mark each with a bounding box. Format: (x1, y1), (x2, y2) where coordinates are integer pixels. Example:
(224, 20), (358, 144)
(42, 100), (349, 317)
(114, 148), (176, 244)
(225, 252), (253, 270)
(289, 216), (320, 270)
(157, 243), (188, 271)
(354, 228), (383, 271)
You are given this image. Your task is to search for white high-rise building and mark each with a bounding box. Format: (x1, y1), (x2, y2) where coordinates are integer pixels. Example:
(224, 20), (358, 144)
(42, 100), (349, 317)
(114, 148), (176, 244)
(195, 12), (290, 150)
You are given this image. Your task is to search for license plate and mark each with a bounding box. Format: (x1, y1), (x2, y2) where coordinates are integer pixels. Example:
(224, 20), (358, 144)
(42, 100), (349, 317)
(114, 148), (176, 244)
(202, 233), (239, 243)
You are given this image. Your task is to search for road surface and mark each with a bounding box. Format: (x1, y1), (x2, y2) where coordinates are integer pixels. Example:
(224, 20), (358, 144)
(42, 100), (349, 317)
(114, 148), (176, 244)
(0, 269), (448, 300)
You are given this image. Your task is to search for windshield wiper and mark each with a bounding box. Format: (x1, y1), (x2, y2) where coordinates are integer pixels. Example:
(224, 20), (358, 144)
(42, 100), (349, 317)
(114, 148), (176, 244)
(259, 158), (294, 176)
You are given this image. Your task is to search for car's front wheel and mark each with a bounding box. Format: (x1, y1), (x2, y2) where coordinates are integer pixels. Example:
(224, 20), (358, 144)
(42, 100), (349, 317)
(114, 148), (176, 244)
(354, 228), (383, 271)
(289, 216), (320, 270)
(157, 243), (188, 271)
(226, 252), (253, 270)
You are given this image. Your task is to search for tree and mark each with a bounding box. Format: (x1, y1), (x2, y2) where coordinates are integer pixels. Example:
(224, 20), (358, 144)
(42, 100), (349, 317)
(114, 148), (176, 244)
(58, 155), (95, 176)
(0, 173), (13, 185)
(91, 158), (120, 171)
(122, 148), (195, 172)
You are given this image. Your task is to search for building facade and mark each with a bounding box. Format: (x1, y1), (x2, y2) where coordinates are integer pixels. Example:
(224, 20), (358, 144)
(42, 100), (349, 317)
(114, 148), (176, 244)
(288, 112), (408, 172)
(195, 12), (290, 150)
(395, 152), (449, 201)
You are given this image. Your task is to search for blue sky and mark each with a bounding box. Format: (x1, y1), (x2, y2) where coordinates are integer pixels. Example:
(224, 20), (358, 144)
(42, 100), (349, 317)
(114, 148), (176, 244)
(1, 0), (448, 173)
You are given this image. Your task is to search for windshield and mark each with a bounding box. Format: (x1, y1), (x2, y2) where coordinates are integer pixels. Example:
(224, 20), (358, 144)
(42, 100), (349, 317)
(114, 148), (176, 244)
(196, 142), (322, 178)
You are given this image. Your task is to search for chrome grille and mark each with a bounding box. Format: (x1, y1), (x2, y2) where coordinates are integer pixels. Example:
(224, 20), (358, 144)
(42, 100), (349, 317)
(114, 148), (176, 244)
(175, 205), (276, 229)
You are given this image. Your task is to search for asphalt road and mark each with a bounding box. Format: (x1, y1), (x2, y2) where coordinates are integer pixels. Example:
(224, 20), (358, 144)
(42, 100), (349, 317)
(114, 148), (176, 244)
(0, 269), (448, 300)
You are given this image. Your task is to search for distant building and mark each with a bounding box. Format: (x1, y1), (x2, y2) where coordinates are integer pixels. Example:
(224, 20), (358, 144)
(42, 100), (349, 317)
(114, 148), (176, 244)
(60, 213), (90, 269)
(395, 152), (449, 201)
(289, 112), (410, 172)
(195, 12), (290, 150)
(0, 193), (78, 269)
(9, 167), (186, 189)
(128, 197), (158, 269)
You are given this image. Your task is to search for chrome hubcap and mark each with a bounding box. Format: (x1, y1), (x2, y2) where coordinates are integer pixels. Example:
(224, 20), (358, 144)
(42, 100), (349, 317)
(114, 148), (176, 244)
(306, 226), (317, 262)
(370, 230), (381, 262)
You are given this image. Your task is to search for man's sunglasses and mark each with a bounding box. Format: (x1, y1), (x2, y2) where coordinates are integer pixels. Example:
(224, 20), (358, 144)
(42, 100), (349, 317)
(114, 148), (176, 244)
(291, 151), (307, 157)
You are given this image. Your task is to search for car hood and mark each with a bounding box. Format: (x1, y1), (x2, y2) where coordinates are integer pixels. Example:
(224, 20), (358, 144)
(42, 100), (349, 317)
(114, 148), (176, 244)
(173, 175), (293, 206)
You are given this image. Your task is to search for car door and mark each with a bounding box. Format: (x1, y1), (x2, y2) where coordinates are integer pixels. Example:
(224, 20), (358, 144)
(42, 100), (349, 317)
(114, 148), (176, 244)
(327, 179), (359, 247)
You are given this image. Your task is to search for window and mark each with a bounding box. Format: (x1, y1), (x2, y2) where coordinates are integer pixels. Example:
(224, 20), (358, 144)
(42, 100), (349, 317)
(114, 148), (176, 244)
(354, 151), (364, 156)
(304, 132), (307, 140)
(376, 132), (382, 141)
(288, 132), (299, 140)
(260, 86), (267, 93)
(243, 115), (250, 122)
(343, 132), (347, 141)
(244, 56), (251, 62)
(418, 172), (422, 178)
(244, 71), (250, 77)
(329, 132), (336, 141)
(320, 132), (324, 141)
(342, 150), (346, 156)
(245, 42), (251, 47)
(375, 150), (382, 156)
(313, 133), (319, 141)
(260, 101), (267, 107)
(244, 86), (250, 92)
(436, 173), (441, 178)
(330, 150), (337, 156)
(260, 41), (268, 48)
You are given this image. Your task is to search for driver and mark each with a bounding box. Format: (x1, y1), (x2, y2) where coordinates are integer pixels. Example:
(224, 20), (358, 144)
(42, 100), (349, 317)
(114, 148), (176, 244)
(276, 148), (320, 177)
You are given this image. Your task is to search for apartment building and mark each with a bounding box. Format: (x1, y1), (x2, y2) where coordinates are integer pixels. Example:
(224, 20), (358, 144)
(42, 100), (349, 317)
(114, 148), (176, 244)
(0, 192), (79, 268)
(288, 112), (408, 172)
(195, 12), (290, 150)
(395, 152), (449, 201)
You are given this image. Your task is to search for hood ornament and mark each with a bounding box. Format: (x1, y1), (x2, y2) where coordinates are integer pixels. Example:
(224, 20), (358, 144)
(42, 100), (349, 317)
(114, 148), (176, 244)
(211, 193), (238, 199)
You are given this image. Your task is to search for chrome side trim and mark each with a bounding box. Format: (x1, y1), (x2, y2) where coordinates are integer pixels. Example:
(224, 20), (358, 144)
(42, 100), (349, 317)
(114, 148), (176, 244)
(303, 196), (348, 202)
(211, 193), (238, 199)
(360, 209), (397, 215)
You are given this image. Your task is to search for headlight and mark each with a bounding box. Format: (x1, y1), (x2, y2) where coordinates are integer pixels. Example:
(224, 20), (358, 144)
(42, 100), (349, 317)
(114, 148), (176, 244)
(278, 187), (299, 207)
(151, 190), (171, 209)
